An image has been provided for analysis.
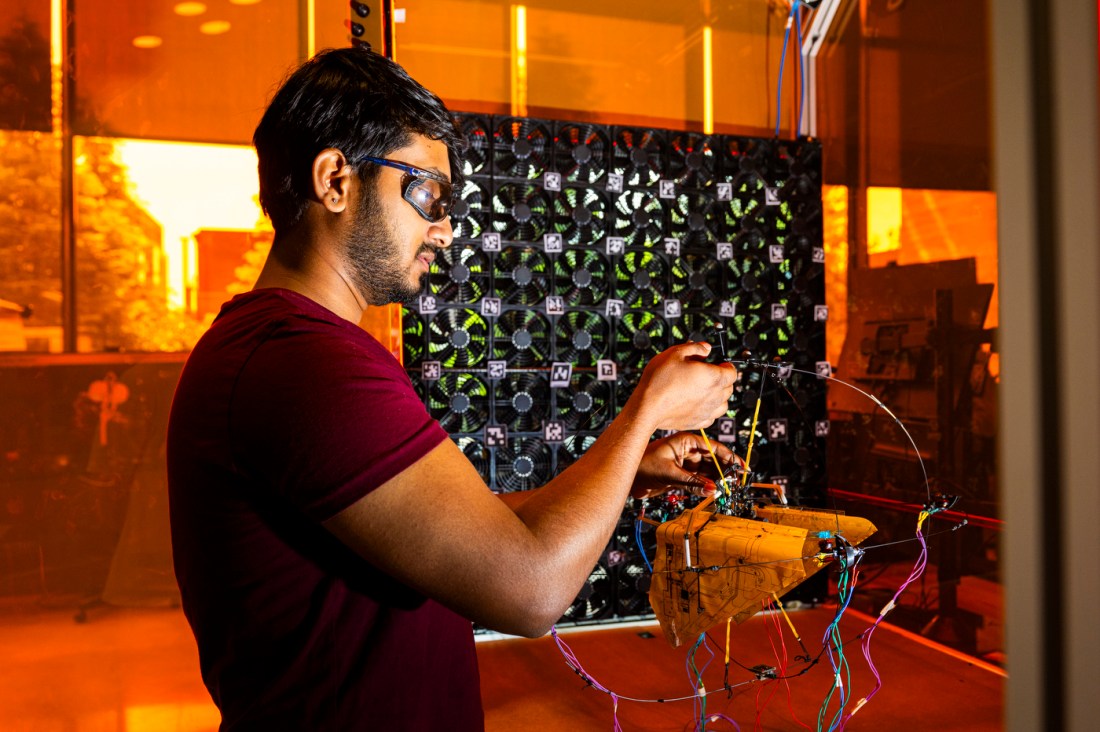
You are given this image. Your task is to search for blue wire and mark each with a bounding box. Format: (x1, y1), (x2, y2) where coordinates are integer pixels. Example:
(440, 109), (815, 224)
(685, 634), (715, 732)
(635, 519), (653, 573)
(774, 1), (799, 138)
(795, 4), (805, 138)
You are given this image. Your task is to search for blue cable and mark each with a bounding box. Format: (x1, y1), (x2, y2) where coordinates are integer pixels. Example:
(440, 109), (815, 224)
(774, 1), (799, 138)
(796, 4), (805, 138)
(635, 518), (654, 574)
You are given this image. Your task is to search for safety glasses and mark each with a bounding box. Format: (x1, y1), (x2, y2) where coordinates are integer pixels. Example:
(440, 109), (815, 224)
(357, 155), (454, 223)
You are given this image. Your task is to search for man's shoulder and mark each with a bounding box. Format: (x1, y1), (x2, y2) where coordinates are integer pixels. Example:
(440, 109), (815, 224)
(200, 289), (392, 364)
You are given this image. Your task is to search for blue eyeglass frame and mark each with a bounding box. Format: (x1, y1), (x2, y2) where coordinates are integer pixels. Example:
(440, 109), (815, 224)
(356, 155), (454, 223)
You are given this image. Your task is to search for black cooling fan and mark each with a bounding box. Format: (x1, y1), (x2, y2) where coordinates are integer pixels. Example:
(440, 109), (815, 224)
(430, 245), (490, 303)
(559, 561), (613, 622)
(557, 374), (611, 431)
(612, 127), (664, 187)
(613, 515), (659, 618)
(615, 558), (653, 617)
(492, 310), (551, 367)
(782, 138), (821, 183)
(615, 312), (666, 368)
(492, 184), (551, 242)
(553, 310), (609, 367)
(610, 190), (665, 248)
(427, 309), (489, 368)
(727, 253), (777, 314)
(746, 318), (795, 359)
(719, 176), (767, 236)
(671, 253), (724, 309)
(716, 138), (772, 231)
(494, 373), (549, 432)
(667, 131), (717, 187)
(614, 251), (667, 308)
(401, 307), (424, 367)
(455, 436), (491, 483)
(496, 247), (550, 304)
(495, 437), (553, 492)
(555, 433), (597, 471)
(428, 373), (489, 433)
(554, 123), (610, 184)
(455, 113), (491, 177)
(449, 180), (490, 241)
(785, 214), (819, 255)
(494, 118), (552, 180)
(553, 187), (607, 246)
(783, 254), (824, 314)
(670, 311), (716, 345)
(724, 136), (773, 178)
(732, 226), (768, 254)
(667, 191), (718, 247)
(790, 327), (825, 368)
(554, 249), (608, 307)
(729, 296), (765, 351)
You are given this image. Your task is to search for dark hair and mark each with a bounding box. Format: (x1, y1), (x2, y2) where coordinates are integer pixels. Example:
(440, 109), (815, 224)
(253, 48), (465, 233)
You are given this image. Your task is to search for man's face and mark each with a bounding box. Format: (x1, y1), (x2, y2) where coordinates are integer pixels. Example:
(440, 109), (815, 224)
(344, 134), (454, 306)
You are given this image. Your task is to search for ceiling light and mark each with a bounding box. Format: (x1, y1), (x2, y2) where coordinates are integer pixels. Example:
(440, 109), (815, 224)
(132, 35), (164, 49)
(199, 20), (232, 35)
(229, 0), (263, 5)
(174, 2), (207, 16)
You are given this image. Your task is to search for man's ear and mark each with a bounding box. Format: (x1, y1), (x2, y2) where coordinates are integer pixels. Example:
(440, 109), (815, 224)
(312, 148), (352, 213)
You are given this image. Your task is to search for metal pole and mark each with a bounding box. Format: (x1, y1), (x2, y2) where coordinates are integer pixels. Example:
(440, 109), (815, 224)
(803, 0), (844, 138)
(60, 0), (76, 353)
(381, 0), (395, 60)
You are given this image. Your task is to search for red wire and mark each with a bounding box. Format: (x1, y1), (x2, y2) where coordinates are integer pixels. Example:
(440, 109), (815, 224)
(754, 601), (786, 730)
(773, 598), (813, 731)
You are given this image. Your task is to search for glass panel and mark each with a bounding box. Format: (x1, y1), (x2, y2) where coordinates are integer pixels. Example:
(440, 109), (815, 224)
(73, 136), (263, 352)
(0, 130), (62, 353)
(398, 0), (797, 133)
(819, 0), (990, 190)
(0, 0), (52, 132)
(73, 0), (301, 143)
(818, 0), (1001, 664)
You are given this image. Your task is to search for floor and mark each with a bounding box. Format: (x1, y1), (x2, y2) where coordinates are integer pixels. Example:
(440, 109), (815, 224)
(0, 598), (1004, 731)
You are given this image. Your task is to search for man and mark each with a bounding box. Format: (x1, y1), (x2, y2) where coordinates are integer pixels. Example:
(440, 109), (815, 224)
(167, 48), (738, 731)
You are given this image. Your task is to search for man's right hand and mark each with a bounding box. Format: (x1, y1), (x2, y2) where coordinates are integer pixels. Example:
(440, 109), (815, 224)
(631, 342), (738, 431)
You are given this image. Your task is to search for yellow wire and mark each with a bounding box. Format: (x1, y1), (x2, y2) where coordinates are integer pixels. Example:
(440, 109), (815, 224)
(771, 592), (802, 643)
(741, 398), (762, 487)
(698, 429), (731, 496)
(725, 616), (732, 665)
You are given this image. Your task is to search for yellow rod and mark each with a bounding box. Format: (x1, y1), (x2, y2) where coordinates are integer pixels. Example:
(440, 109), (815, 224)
(306, 0), (316, 59)
(702, 26), (714, 134)
(741, 398), (762, 487)
(511, 5), (528, 116)
(724, 616), (732, 665)
(772, 592), (802, 642)
(699, 429), (730, 495)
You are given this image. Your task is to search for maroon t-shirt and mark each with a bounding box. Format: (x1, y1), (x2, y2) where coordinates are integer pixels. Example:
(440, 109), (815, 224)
(167, 289), (483, 731)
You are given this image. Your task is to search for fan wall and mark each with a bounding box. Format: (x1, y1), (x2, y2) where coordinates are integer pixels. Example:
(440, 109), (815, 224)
(401, 114), (827, 627)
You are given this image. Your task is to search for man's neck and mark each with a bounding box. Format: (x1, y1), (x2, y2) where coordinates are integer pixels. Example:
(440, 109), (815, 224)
(254, 230), (368, 324)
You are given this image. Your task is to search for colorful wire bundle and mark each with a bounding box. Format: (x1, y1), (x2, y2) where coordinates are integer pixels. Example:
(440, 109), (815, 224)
(550, 625), (756, 729)
(838, 509), (937, 728)
(687, 633), (715, 729)
(551, 626), (625, 732)
(553, 359), (949, 730)
(817, 550), (861, 731)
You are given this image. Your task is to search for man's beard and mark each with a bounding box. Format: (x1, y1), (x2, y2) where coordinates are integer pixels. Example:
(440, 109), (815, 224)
(344, 187), (429, 307)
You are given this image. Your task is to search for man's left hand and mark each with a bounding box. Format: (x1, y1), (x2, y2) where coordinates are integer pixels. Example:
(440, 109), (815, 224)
(630, 432), (741, 500)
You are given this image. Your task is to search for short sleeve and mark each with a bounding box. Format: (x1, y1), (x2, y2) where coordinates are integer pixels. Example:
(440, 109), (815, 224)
(230, 321), (447, 521)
